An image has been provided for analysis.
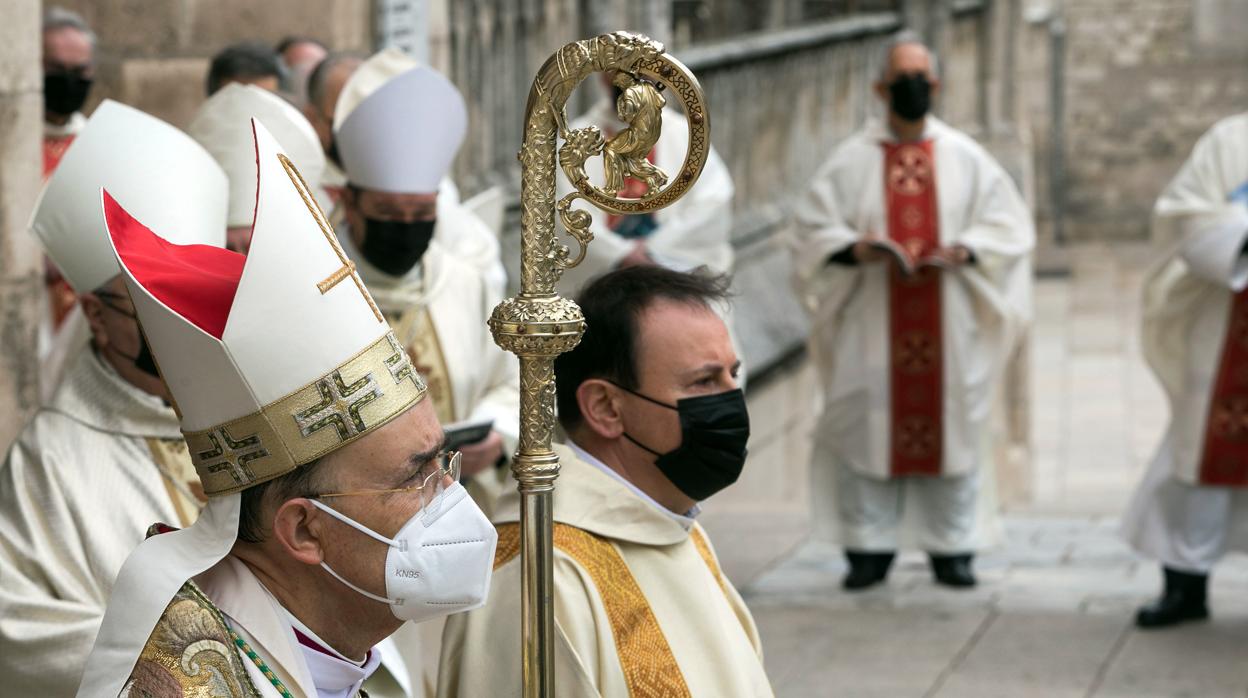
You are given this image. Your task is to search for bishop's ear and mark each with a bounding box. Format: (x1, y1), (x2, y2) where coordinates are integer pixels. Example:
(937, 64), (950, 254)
(271, 498), (328, 567)
(576, 378), (626, 440)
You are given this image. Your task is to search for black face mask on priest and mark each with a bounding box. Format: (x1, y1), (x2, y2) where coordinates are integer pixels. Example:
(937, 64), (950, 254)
(554, 266), (750, 515)
(344, 186), (440, 278)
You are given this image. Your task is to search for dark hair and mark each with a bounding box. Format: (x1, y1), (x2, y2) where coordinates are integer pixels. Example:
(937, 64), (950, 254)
(206, 41), (283, 96)
(236, 457), (328, 543)
(276, 35), (326, 56)
(554, 266), (731, 431)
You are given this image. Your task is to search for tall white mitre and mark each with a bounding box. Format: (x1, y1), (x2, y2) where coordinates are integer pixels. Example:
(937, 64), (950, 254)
(188, 82), (326, 228)
(334, 50), (467, 194)
(75, 121), (428, 698)
(28, 99), (228, 292)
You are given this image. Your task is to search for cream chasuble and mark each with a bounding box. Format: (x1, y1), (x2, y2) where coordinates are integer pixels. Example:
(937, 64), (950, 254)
(789, 117), (1032, 550)
(438, 443), (773, 698)
(1123, 111), (1248, 571)
(0, 349), (203, 697)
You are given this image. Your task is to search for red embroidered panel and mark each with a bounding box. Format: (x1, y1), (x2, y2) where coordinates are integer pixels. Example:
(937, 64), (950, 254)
(1199, 289), (1248, 486)
(884, 141), (944, 477)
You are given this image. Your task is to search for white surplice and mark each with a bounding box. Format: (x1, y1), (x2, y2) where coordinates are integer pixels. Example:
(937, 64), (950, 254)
(438, 443), (773, 698)
(554, 101), (735, 294)
(789, 117), (1033, 552)
(1123, 111), (1248, 572)
(0, 349), (201, 697)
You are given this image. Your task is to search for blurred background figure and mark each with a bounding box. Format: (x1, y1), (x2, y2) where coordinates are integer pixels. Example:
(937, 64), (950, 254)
(188, 81), (326, 253)
(790, 33), (1033, 591)
(276, 35), (328, 107)
(205, 40), (283, 96)
(41, 6), (95, 178)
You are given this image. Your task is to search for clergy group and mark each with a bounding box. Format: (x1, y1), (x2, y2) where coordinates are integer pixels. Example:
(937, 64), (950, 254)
(0, 7), (1238, 698)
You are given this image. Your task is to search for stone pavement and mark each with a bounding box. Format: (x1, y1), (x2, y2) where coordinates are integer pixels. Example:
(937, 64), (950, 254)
(699, 243), (1248, 697)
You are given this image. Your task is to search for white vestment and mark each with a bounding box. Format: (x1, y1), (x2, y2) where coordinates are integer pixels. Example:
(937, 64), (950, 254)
(790, 117), (1033, 551)
(555, 102), (735, 294)
(1123, 111), (1248, 572)
(438, 443), (773, 698)
(0, 350), (201, 696)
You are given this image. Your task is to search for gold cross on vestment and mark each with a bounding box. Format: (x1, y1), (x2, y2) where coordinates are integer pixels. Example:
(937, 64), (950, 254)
(277, 154), (384, 322)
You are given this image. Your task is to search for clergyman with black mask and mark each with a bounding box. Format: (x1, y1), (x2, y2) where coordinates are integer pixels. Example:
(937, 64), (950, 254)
(332, 49), (520, 518)
(439, 266), (774, 698)
(0, 100), (229, 697)
(42, 6), (96, 178)
(788, 31), (1034, 591)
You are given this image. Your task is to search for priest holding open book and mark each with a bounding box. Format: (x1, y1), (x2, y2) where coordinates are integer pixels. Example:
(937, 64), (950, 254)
(789, 32), (1033, 590)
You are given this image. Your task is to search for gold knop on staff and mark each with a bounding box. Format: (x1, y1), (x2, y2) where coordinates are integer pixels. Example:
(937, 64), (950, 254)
(488, 31), (712, 698)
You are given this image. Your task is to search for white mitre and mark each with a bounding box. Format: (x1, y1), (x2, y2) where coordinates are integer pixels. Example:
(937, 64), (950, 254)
(335, 59), (467, 194)
(332, 47), (418, 132)
(189, 83), (325, 228)
(28, 100), (228, 293)
(76, 121), (428, 698)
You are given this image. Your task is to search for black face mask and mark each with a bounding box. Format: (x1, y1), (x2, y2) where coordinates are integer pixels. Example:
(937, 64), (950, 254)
(45, 71), (93, 116)
(361, 217), (436, 277)
(888, 73), (931, 122)
(619, 386), (751, 502)
(98, 296), (161, 378)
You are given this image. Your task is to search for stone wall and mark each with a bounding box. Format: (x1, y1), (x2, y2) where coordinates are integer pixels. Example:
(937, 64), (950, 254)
(51, 0), (373, 129)
(0, 0), (42, 450)
(1060, 0), (1248, 242)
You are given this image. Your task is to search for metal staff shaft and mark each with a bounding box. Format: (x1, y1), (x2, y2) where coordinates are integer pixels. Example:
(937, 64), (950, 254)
(490, 32), (710, 697)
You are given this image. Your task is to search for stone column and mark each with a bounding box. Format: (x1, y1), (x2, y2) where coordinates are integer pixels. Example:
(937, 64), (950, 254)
(0, 0), (43, 450)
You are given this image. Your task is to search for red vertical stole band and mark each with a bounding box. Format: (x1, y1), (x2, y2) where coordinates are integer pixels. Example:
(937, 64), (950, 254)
(1199, 289), (1248, 486)
(884, 141), (944, 477)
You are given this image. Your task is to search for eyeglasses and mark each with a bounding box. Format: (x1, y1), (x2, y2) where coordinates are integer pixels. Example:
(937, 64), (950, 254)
(313, 450), (462, 519)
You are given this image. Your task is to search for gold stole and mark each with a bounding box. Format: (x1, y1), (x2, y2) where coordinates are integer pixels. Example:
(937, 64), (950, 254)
(390, 304), (456, 423)
(129, 581), (258, 696)
(495, 522), (739, 697)
(144, 438), (207, 528)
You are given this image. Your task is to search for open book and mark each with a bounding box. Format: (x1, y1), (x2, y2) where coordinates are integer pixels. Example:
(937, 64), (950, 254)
(865, 238), (952, 276)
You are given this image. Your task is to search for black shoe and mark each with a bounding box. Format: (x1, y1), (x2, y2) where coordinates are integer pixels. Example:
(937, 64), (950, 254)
(843, 550), (895, 590)
(930, 553), (977, 588)
(1136, 567), (1209, 629)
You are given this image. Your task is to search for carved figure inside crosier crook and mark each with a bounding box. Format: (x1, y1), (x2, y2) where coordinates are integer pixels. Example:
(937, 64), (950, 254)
(602, 71), (669, 195)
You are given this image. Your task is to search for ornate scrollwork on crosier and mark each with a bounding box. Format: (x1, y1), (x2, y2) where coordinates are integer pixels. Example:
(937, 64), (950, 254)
(554, 193), (595, 269)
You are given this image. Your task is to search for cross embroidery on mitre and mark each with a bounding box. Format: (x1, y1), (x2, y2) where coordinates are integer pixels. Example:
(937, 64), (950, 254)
(384, 332), (425, 389)
(198, 426), (270, 485)
(294, 370), (382, 440)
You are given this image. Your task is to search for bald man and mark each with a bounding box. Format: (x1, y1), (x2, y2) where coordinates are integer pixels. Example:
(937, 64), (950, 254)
(790, 32), (1033, 590)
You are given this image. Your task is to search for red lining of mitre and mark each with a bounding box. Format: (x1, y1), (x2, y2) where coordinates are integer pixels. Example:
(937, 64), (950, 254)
(103, 189), (244, 340)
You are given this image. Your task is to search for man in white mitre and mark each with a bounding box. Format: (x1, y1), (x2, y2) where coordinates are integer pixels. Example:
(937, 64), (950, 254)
(440, 266), (772, 698)
(789, 32), (1033, 590)
(1123, 111), (1248, 628)
(0, 100), (228, 696)
(75, 121), (497, 697)
(331, 50), (519, 507)
(189, 81), (328, 253)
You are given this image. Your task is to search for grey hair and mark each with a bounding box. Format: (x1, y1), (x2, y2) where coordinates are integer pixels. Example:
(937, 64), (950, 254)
(43, 6), (96, 47)
(876, 30), (940, 81)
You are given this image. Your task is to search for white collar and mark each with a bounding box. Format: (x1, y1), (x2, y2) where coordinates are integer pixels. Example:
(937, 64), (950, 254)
(568, 441), (700, 531)
(278, 604), (381, 698)
(44, 111), (86, 138)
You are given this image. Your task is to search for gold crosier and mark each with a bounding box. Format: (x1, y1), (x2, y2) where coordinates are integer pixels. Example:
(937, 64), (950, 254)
(489, 31), (710, 697)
